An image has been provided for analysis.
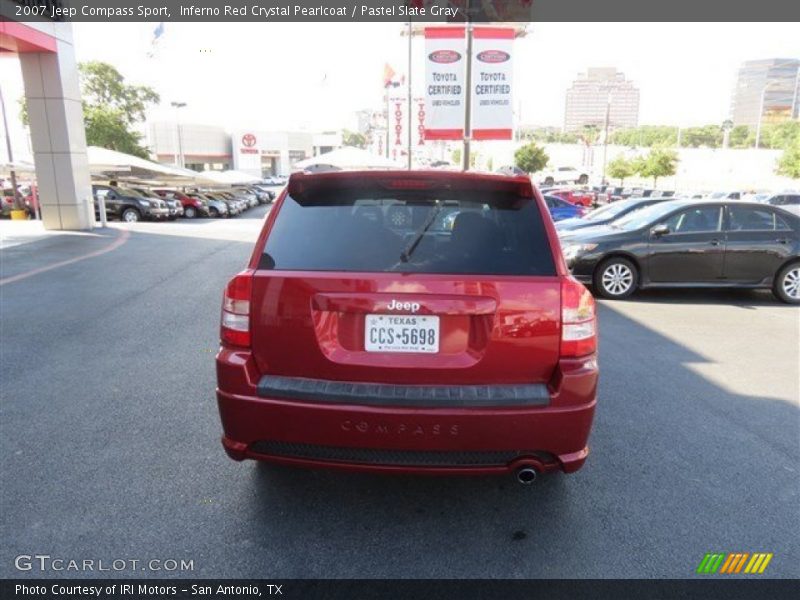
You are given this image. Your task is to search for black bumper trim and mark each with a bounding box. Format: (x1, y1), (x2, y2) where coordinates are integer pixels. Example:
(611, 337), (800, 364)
(250, 440), (550, 467)
(256, 375), (550, 408)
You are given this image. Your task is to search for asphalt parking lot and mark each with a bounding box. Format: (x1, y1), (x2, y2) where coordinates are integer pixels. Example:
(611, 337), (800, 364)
(1, 204), (798, 579)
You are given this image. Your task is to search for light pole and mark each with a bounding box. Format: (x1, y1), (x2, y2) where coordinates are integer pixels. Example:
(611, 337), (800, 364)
(754, 82), (779, 150)
(754, 61), (798, 150)
(171, 101), (187, 168)
(600, 91), (612, 185)
(406, 20), (413, 170)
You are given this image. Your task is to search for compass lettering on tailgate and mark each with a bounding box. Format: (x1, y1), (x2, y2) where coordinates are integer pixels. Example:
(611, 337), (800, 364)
(341, 420), (459, 437)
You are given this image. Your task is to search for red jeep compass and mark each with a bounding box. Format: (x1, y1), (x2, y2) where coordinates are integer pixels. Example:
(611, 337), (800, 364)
(216, 170), (598, 482)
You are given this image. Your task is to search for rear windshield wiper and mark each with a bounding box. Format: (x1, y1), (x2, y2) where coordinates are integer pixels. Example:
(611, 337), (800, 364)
(400, 201), (442, 263)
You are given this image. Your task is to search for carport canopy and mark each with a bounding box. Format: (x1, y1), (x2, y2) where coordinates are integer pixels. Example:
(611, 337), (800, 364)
(87, 146), (211, 185)
(294, 146), (402, 171)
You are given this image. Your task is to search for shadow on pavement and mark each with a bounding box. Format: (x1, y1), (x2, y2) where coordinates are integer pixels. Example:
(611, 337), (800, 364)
(616, 287), (792, 308)
(243, 302), (799, 578)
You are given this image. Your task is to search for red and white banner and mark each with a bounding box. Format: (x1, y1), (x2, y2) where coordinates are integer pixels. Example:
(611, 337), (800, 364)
(424, 27), (466, 140)
(470, 27), (514, 140)
(386, 95), (427, 161)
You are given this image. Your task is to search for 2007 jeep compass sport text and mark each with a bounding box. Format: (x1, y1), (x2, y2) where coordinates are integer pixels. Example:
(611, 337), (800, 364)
(216, 170), (598, 480)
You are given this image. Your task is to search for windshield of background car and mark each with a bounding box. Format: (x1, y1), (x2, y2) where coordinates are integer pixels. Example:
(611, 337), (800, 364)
(117, 188), (144, 198)
(261, 188), (556, 276)
(585, 200), (638, 221)
(613, 201), (687, 230)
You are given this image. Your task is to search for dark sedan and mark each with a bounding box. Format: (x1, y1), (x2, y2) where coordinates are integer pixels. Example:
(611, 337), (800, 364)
(555, 197), (668, 233)
(561, 200), (800, 304)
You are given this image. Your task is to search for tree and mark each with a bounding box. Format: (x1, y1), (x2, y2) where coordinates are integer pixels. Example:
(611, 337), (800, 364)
(777, 140), (800, 179)
(514, 142), (549, 174)
(729, 125), (752, 148)
(78, 62), (159, 158)
(607, 155), (636, 185)
(638, 147), (678, 187)
(83, 106), (151, 158)
(342, 129), (367, 149)
(20, 61), (158, 158)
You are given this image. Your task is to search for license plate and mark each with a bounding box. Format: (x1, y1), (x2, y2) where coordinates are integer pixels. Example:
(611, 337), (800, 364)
(364, 314), (439, 353)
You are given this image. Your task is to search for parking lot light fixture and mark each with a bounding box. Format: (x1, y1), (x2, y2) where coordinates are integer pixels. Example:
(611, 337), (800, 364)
(171, 101), (187, 168)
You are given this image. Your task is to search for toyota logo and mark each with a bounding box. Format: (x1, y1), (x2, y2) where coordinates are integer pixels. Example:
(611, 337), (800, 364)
(476, 50), (510, 63)
(242, 134), (257, 148)
(429, 50), (461, 64)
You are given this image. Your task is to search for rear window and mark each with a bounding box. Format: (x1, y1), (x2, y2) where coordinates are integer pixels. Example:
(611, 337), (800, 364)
(261, 188), (555, 275)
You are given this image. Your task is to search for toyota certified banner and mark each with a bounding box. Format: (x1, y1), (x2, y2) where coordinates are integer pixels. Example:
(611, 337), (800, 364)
(471, 27), (514, 140)
(424, 27), (466, 140)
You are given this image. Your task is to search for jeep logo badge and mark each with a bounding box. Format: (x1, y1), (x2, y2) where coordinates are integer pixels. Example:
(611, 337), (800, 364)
(387, 299), (421, 313)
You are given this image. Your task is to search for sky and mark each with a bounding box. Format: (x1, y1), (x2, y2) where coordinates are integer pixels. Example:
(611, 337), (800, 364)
(1, 22), (799, 160)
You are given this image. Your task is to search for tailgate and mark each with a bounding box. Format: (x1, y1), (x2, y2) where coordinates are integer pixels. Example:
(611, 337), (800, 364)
(250, 272), (561, 385)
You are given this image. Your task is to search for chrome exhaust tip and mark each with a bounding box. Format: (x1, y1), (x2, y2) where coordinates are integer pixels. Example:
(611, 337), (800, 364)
(516, 466), (538, 485)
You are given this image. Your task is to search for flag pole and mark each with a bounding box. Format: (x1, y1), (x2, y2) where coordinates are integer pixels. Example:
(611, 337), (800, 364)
(407, 21), (413, 170)
(462, 19), (473, 171)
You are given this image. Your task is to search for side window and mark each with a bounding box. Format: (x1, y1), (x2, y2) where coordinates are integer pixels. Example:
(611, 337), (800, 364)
(662, 207), (722, 233)
(729, 207), (777, 231)
(784, 195), (800, 206)
(544, 197), (555, 208)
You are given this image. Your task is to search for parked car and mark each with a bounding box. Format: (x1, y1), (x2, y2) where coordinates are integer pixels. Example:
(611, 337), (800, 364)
(261, 175), (287, 186)
(216, 170), (599, 481)
(546, 188), (595, 208)
(252, 185), (277, 202)
(1, 189), (16, 217)
(544, 194), (586, 221)
(132, 187), (183, 220)
(560, 200), (800, 303)
(539, 166), (590, 186)
(705, 191), (742, 201)
(205, 192), (242, 216)
(761, 193), (800, 217)
(187, 192), (228, 218)
(2, 186), (38, 218)
(556, 197), (669, 233)
(238, 186), (270, 205)
(232, 188), (259, 208)
(495, 165), (526, 176)
(153, 189), (209, 218)
(92, 185), (169, 222)
(216, 191), (248, 213)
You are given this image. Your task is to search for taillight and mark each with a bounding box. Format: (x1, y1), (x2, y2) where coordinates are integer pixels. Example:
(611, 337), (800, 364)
(561, 278), (597, 357)
(221, 270), (253, 348)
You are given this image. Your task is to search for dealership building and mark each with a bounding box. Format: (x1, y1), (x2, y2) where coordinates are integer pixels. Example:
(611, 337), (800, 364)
(147, 122), (342, 177)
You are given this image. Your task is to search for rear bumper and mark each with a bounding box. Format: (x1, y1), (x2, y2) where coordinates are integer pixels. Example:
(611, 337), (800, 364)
(216, 349), (598, 475)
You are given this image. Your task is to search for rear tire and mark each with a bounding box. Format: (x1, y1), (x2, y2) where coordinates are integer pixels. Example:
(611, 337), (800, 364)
(594, 257), (638, 299)
(209, 207), (220, 218)
(773, 261), (800, 304)
(184, 206), (197, 219)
